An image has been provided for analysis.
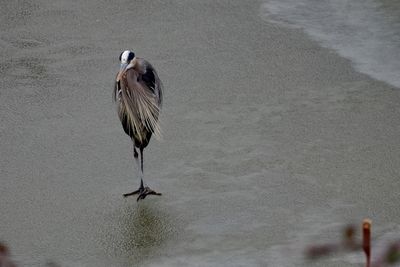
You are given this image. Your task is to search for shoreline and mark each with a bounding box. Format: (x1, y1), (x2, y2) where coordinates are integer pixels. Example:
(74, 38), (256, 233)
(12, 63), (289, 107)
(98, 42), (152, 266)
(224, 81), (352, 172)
(261, 0), (400, 90)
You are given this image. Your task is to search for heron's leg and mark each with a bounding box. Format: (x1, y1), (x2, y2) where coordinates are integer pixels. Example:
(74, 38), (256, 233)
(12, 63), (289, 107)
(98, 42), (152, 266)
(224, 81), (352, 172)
(123, 144), (144, 197)
(136, 147), (162, 201)
(139, 147), (148, 186)
(123, 146), (161, 201)
(134, 145), (143, 185)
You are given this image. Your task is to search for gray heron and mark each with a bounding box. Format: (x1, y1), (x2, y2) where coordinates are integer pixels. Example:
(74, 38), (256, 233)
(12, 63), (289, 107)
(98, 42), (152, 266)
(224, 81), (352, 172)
(114, 50), (163, 201)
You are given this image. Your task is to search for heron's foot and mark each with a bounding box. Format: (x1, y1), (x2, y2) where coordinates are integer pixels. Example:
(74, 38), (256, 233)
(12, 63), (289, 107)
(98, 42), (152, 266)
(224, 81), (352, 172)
(123, 186), (161, 201)
(123, 188), (141, 198)
(137, 187), (162, 201)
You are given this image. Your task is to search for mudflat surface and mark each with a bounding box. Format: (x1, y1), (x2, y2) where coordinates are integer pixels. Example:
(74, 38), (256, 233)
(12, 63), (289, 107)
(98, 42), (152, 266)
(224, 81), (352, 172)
(1, 0), (400, 266)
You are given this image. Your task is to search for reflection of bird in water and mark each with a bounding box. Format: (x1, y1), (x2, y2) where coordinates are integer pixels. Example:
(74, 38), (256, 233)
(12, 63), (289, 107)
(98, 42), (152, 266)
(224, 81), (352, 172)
(114, 50), (163, 201)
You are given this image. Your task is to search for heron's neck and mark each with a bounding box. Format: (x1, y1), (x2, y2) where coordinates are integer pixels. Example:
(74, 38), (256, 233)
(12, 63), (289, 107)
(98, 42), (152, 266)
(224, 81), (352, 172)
(126, 63), (135, 70)
(126, 58), (138, 71)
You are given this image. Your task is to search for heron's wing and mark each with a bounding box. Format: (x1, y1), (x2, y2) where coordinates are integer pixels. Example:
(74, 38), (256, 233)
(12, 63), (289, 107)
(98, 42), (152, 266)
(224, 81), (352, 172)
(119, 68), (162, 142)
(137, 59), (163, 107)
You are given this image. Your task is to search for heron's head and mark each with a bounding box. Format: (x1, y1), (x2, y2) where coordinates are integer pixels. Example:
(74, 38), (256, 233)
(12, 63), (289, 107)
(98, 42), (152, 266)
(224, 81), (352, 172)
(116, 50), (136, 81)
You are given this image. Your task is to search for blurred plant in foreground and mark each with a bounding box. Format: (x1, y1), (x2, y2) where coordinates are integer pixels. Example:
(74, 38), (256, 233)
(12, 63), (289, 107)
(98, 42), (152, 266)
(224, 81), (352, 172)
(0, 242), (17, 267)
(305, 219), (400, 267)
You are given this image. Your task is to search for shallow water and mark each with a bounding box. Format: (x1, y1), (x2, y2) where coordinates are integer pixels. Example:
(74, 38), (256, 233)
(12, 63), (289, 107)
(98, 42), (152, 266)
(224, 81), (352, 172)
(262, 0), (400, 89)
(1, 0), (400, 266)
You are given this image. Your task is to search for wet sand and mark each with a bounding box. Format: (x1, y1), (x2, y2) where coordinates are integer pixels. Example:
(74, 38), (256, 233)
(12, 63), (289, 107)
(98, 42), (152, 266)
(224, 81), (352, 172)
(1, 0), (400, 266)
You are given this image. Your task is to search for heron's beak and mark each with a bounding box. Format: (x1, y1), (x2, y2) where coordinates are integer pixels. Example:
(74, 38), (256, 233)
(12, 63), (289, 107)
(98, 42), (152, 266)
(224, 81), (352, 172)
(116, 63), (128, 82)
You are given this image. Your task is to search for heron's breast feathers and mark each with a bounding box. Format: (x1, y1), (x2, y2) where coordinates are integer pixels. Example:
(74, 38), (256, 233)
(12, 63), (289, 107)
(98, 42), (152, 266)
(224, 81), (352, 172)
(118, 72), (162, 142)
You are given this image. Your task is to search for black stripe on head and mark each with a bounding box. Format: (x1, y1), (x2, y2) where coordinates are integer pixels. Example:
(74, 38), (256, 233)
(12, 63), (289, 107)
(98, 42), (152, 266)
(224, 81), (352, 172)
(119, 52), (123, 61)
(128, 51), (135, 61)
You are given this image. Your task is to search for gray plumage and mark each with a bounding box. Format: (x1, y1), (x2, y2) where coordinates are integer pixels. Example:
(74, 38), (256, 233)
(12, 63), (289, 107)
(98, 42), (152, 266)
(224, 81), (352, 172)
(114, 58), (163, 147)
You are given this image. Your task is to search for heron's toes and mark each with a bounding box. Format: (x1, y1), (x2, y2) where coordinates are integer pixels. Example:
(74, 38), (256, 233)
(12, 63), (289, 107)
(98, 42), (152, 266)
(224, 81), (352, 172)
(123, 189), (141, 198)
(136, 187), (162, 201)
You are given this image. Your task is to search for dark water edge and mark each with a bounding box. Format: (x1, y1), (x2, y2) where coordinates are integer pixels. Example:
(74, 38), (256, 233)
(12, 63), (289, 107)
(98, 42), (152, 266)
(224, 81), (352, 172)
(262, 0), (400, 89)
